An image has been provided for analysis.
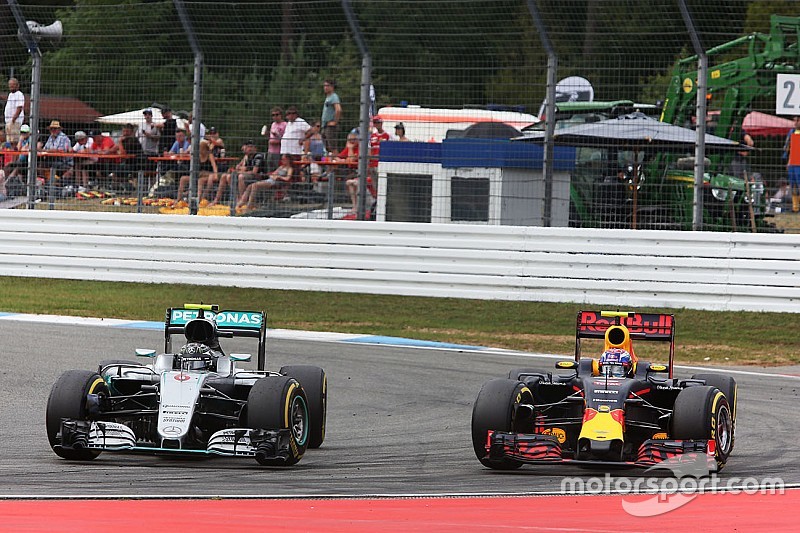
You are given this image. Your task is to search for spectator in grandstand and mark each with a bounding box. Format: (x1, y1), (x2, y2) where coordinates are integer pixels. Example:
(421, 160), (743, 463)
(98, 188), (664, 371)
(39, 120), (73, 180)
(186, 112), (206, 140)
(728, 125), (754, 179)
(265, 106), (286, 173)
(338, 133), (366, 214)
(115, 123), (146, 182)
(281, 106), (310, 161)
(368, 115), (390, 179)
(2, 124), (30, 183)
(5, 78), (24, 144)
(167, 129), (190, 155)
(209, 140), (266, 207)
(175, 129), (219, 206)
(139, 108), (160, 157)
(90, 130), (117, 181)
(71, 131), (94, 191)
(304, 121), (326, 159)
(237, 153), (294, 212)
(393, 122), (410, 142)
(321, 79), (342, 154)
(783, 115), (800, 213)
(156, 106), (178, 154)
(207, 126), (227, 172)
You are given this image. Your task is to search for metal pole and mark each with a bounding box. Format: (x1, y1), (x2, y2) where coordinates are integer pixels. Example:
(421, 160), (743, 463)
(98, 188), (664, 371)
(527, 0), (557, 227)
(343, 0), (372, 221)
(175, 0), (203, 215)
(7, 0), (41, 209)
(678, 0), (707, 231)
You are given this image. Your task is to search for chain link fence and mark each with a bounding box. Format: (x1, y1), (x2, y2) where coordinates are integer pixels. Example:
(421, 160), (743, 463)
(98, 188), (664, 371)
(0, 0), (798, 232)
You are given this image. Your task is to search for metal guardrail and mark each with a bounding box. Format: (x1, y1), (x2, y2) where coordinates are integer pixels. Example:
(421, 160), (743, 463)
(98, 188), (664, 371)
(0, 210), (798, 312)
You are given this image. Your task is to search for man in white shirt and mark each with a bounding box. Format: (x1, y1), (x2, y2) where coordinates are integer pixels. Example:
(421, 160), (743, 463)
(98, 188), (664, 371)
(280, 106), (310, 160)
(5, 78), (25, 143)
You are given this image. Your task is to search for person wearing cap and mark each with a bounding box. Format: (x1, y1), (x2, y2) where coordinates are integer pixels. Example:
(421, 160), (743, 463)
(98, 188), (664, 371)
(281, 106), (310, 161)
(71, 130), (94, 191)
(321, 79), (342, 154)
(393, 122), (410, 142)
(156, 106), (177, 154)
(139, 109), (160, 157)
(209, 139), (266, 207)
(39, 120), (74, 181)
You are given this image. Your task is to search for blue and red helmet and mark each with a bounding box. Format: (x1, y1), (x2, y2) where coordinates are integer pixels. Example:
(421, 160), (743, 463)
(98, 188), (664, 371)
(599, 348), (633, 377)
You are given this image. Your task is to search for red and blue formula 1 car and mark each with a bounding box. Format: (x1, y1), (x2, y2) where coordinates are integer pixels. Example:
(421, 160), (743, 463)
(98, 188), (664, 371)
(472, 310), (737, 472)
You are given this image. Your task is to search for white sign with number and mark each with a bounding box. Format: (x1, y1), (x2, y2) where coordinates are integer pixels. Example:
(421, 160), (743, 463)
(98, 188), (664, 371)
(776, 74), (800, 115)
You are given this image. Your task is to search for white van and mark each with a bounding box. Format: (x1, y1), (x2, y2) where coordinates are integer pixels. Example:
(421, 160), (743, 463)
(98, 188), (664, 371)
(376, 106), (540, 143)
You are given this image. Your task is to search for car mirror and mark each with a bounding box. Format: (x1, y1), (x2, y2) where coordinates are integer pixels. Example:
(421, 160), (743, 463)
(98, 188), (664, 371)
(230, 353), (252, 362)
(135, 348), (157, 358)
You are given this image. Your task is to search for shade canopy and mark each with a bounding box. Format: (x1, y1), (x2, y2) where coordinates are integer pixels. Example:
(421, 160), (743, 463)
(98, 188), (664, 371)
(742, 111), (794, 137)
(515, 112), (750, 152)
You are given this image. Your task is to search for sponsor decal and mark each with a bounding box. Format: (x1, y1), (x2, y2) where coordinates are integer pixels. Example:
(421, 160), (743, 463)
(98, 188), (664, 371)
(578, 312), (673, 339)
(593, 389), (617, 394)
(162, 426), (181, 435)
(170, 309), (263, 327)
(652, 432), (668, 439)
(174, 373), (191, 382)
(542, 427), (567, 444)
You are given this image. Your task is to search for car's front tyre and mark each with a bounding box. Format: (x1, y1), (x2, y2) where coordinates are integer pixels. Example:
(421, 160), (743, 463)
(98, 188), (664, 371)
(279, 365), (327, 449)
(46, 370), (108, 460)
(471, 378), (533, 470)
(247, 376), (309, 466)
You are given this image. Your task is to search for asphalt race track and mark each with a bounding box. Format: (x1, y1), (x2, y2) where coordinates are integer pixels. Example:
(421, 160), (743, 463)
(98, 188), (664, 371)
(1, 319), (798, 497)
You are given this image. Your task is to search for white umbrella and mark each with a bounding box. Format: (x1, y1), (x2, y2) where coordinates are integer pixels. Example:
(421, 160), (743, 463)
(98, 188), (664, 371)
(96, 107), (188, 130)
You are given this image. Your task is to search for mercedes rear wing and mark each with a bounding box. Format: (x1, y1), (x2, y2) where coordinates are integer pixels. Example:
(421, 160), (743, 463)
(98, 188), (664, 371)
(164, 304), (268, 370)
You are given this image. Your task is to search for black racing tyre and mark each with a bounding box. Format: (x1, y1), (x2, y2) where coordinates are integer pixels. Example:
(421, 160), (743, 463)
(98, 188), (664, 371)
(671, 385), (734, 471)
(471, 378), (532, 470)
(280, 365), (327, 449)
(247, 376), (309, 466)
(46, 370), (108, 460)
(691, 373), (737, 450)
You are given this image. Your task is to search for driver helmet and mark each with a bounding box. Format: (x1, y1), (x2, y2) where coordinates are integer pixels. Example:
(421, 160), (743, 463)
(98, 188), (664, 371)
(599, 348), (632, 378)
(174, 342), (214, 371)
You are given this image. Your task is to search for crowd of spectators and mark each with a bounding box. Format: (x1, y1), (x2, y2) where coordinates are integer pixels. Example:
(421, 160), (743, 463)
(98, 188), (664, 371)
(0, 77), (411, 215)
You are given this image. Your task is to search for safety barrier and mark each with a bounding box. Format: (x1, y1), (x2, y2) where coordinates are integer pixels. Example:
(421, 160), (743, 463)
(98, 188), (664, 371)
(0, 210), (798, 313)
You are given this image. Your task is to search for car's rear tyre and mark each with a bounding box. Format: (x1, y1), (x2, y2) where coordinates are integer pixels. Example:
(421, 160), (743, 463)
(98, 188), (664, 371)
(280, 365), (327, 449)
(46, 370), (107, 460)
(671, 385), (733, 471)
(247, 376), (309, 466)
(471, 378), (532, 470)
(691, 373), (737, 450)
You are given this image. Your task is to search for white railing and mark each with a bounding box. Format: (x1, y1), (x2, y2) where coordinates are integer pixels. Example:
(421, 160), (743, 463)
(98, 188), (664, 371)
(1, 210), (798, 312)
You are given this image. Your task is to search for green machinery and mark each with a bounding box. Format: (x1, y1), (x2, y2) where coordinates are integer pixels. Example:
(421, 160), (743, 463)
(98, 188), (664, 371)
(565, 15), (800, 231)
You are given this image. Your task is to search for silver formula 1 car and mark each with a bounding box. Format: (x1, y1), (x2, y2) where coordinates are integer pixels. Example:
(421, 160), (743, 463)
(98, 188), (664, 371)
(46, 304), (327, 466)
